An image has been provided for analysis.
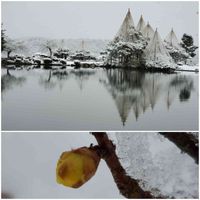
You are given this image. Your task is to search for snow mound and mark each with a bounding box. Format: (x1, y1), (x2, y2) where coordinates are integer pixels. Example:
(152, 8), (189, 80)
(144, 29), (176, 69)
(114, 9), (143, 43)
(186, 49), (199, 66)
(136, 15), (146, 33)
(176, 64), (199, 72)
(143, 22), (154, 40)
(164, 28), (181, 50)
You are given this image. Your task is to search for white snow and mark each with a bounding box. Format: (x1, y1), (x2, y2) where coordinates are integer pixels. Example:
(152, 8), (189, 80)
(144, 29), (176, 69)
(164, 28), (181, 50)
(176, 64), (199, 72)
(136, 15), (146, 33)
(187, 49), (199, 66)
(143, 22), (154, 40)
(66, 61), (75, 65)
(115, 9), (136, 42)
(115, 132), (198, 198)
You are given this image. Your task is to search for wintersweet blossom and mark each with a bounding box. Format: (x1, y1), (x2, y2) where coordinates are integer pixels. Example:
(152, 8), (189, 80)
(56, 147), (100, 188)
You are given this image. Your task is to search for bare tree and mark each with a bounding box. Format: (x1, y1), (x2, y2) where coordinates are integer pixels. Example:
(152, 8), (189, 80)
(42, 40), (57, 57)
(4, 39), (26, 58)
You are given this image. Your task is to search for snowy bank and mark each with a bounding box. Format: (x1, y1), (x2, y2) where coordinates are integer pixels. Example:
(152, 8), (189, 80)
(176, 65), (199, 72)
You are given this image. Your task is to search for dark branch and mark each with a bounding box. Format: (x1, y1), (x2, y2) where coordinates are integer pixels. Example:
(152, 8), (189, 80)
(159, 132), (198, 164)
(91, 132), (164, 199)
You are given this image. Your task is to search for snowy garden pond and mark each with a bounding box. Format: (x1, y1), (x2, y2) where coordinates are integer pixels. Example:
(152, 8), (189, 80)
(2, 67), (198, 130)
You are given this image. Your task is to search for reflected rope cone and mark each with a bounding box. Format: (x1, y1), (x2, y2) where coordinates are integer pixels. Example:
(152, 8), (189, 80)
(56, 147), (101, 188)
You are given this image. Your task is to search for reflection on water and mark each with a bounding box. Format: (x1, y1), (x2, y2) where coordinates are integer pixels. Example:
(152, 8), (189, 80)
(2, 69), (26, 94)
(39, 70), (57, 90)
(71, 70), (96, 90)
(102, 69), (195, 125)
(1, 67), (198, 130)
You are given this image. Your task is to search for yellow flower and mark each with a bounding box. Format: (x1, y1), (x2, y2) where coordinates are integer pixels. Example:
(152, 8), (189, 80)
(56, 147), (100, 188)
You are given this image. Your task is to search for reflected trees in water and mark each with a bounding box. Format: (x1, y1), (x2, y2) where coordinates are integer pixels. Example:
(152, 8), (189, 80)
(71, 69), (96, 90)
(101, 69), (194, 125)
(170, 76), (194, 102)
(100, 70), (145, 124)
(52, 70), (70, 90)
(1, 67), (196, 129)
(166, 75), (194, 108)
(38, 69), (95, 91)
(39, 70), (57, 90)
(1, 69), (26, 95)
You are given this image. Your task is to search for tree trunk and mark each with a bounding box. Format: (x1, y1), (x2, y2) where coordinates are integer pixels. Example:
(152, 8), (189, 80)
(7, 50), (12, 58)
(7, 69), (11, 76)
(48, 47), (52, 57)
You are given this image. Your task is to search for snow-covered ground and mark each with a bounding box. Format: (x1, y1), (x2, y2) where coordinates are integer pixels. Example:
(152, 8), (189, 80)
(66, 60), (104, 67)
(176, 65), (199, 72)
(2, 38), (109, 57)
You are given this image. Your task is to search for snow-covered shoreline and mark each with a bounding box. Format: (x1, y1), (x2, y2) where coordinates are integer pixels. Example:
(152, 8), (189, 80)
(176, 65), (199, 72)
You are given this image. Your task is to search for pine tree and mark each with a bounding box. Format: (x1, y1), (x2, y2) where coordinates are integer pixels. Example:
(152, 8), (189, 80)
(181, 34), (198, 57)
(1, 23), (7, 51)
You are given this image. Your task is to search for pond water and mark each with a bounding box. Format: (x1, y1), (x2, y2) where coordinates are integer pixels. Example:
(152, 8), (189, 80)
(1, 67), (199, 130)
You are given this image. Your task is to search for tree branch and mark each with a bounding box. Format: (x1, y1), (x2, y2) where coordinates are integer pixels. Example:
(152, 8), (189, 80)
(159, 132), (198, 164)
(91, 132), (164, 199)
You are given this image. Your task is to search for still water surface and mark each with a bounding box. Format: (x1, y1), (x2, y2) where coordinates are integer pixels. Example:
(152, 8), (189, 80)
(2, 67), (198, 130)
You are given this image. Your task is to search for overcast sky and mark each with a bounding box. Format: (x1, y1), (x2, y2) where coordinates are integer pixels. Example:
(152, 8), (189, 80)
(2, 1), (199, 43)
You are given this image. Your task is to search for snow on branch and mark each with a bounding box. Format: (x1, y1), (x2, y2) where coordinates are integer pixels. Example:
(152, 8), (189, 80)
(159, 132), (198, 164)
(91, 132), (167, 199)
